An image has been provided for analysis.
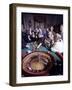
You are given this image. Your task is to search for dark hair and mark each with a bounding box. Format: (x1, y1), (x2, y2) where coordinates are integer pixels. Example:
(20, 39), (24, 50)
(53, 24), (61, 34)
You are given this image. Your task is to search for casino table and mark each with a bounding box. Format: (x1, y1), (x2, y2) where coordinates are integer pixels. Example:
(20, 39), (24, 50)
(22, 42), (63, 76)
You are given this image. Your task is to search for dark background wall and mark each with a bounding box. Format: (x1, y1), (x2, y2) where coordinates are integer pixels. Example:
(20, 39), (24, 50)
(21, 13), (63, 32)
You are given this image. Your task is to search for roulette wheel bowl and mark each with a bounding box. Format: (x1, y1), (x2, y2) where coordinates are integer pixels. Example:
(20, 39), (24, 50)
(22, 51), (54, 76)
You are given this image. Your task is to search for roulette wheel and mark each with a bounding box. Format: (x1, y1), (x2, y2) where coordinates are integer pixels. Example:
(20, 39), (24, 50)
(22, 51), (54, 76)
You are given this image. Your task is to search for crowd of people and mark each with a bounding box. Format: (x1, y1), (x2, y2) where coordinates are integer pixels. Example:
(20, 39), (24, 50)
(22, 24), (63, 53)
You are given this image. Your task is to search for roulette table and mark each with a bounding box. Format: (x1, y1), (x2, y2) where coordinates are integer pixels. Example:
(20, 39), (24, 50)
(22, 51), (63, 76)
(22, 42), (63, 76)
